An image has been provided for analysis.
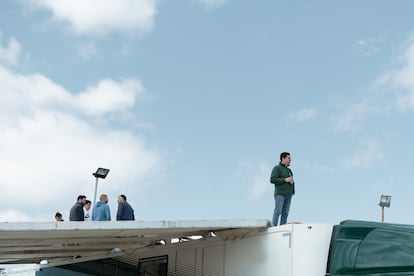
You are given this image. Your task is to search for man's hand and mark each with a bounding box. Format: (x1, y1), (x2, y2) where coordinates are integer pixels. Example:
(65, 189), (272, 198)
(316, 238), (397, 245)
(285, 176), (294, 184)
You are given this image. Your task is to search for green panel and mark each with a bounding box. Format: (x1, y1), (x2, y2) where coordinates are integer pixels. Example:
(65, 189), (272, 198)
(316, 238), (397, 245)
(329, 220), (414, 275)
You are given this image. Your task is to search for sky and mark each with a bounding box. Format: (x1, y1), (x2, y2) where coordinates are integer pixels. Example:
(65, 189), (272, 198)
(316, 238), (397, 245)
(1, 0), (414, 226)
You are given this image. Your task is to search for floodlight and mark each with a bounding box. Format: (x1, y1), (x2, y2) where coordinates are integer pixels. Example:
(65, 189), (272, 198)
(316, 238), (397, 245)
(379, 194), (391, 223)
(93, 168), (110, 179)
(379, 195), (391, 208)
(92, 167), (110, 206)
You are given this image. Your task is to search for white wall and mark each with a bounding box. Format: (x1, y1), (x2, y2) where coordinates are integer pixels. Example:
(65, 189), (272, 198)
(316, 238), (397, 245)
(132, 223), (334, 276)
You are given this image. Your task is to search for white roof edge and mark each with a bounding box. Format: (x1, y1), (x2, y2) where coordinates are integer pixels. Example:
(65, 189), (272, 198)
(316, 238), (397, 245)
(0, 219), (271, 231)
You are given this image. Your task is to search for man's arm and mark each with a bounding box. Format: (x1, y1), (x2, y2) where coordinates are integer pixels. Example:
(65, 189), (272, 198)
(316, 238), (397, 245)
(77, 205), (85, 221)
(91, 209), (96, 221)
(116, 203), (123, 220)
(105, 205), (111, 221)
(270, 166), (287, 185)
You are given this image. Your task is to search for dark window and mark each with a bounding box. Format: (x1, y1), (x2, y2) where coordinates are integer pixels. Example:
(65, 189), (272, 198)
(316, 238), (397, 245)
(138, 255), (168, 276)
(36, 258), (136, 276)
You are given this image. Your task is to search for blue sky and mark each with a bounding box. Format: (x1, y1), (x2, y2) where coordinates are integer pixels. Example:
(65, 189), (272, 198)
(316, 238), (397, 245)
(1, 0), (414, 225)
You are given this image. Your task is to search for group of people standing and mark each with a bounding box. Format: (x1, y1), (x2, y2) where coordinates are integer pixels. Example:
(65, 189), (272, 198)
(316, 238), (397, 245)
(55, 194), (135, 222)
(54, 153), (292, 226)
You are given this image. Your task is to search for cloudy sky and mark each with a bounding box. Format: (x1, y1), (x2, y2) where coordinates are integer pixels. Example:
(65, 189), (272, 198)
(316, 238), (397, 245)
(1, 1), (414, 225)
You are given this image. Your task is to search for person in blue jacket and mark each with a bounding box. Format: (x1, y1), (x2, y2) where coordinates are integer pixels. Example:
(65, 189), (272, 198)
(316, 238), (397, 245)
(92, 194), (111, 221)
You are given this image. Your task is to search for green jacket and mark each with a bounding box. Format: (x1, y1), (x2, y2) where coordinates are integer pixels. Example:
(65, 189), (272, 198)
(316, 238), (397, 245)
(270, 162), (295, 196)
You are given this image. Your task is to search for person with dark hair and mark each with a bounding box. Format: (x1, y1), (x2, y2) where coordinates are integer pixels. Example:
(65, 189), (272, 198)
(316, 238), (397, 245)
(92, 194), (111, 221)
(69, 195), (87, 221)
(84, 200), (92, 221)
(116, 194), (135, 221)
(55, 212), (64, 222)
(270, 152), (295, 226)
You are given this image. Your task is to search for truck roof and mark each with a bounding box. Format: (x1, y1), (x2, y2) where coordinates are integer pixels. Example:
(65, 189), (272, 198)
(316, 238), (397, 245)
(0, 219), (271, 267)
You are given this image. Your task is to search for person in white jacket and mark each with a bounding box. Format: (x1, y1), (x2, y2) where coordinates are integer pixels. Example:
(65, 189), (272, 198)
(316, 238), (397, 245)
(83, 200), (92, 221)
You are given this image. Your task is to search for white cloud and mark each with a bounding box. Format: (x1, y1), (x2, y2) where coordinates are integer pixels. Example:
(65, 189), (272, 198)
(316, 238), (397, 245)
(236, 161), (271, 201)
(0, 43), (163, 221)
(331, 101), (370, 133)
(330, 95), (390, 133)
(26, 0), (158, 36)
(353, 37), (384, 56)
(343, 139), (384, 169)
(0, 66), (144, 117)
(76, 79), (144, 115)
(288, 107), (318, 123)
(0, 36), (21, 66)
(332, 35), (414, 133)
(377, 37), (414, 110)
(195, 0), (230, 11)
(249, 162), (272, 200)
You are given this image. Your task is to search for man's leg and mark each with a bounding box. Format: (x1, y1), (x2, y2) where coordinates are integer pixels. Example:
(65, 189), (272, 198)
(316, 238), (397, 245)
(280, 195), (292, 225)
(272, 194), (285, 226)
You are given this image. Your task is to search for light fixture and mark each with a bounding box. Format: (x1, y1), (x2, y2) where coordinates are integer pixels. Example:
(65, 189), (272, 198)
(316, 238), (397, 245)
(93, 168), (110, 179)
(379, 195), (391, 223)
(92, 167), (110, 206)
(379, 195), (391, 208)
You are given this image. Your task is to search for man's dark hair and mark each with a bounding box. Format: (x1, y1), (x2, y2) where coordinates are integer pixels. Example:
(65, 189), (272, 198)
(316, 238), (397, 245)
(55, 212), (62, 217)
(85, 200), (91, 205)
(280, 152), (290, 161)
(77, 195), (86, 201)
(120, 194), (127, 201)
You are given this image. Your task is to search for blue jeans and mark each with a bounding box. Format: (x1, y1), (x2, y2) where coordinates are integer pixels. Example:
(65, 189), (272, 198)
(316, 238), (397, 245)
(272, 194), (292, 226)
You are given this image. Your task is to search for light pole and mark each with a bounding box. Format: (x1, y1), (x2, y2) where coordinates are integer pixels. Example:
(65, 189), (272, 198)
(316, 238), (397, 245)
(378, 195), (391, 223)
(93, 168), (110, 206)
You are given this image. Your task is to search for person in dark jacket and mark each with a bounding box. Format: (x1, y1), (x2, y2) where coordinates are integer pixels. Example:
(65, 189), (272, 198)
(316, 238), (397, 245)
(55, 212), (64, 222)
(116, 194), (135, 221)
(69, 195), (86, 221)
(270, 152), (295, 226)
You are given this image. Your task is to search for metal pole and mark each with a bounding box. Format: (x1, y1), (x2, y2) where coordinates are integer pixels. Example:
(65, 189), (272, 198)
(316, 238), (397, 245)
(381, 206), (384, 223)
(93, 177), (98, 207)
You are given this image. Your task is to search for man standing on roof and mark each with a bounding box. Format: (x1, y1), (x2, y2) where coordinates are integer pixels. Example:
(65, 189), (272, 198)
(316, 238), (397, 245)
(92, 194), (111, 221)
(69, 195), (87, 221)
(116, 194), (135, 221)
(270, 152), (295, 226)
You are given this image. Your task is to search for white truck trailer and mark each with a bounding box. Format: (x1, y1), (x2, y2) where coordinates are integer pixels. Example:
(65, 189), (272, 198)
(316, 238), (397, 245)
(1, 219), (414, 275)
